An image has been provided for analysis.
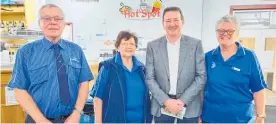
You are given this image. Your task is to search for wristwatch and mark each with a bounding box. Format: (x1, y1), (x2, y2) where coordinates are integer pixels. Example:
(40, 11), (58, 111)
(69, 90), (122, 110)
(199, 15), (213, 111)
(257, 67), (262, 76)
(74, 107), (84, 114)
(256, 114), (266, 118)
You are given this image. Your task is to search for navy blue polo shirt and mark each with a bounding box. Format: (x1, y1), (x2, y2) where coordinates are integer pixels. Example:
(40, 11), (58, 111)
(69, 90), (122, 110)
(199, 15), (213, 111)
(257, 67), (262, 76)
(201, 42), (267, 123)
(116, 53), (145, 123)
(8, 37), (94, 118)
(91, 53), (145, 122)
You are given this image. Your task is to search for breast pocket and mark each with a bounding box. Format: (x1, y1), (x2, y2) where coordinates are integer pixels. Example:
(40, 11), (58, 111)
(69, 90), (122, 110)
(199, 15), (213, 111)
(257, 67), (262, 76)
(28, 64), (48, 104)
(28, 64), (49, 85)
(231, 68), (250, 85)
(68, 60), (81, 83)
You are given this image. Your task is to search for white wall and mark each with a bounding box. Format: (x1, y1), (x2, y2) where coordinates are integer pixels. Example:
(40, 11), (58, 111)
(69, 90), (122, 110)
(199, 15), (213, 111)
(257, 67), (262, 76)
(44, 0), (203, 61)
(28, 0), (46, 30)
(201, 0), (276, 52)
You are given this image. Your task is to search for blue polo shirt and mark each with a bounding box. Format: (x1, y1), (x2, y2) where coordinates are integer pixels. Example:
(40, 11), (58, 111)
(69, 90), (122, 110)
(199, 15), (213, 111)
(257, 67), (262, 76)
(201, 42), (267, 123)
(8, 37), (94, 118)
(115, 53), (145, 123)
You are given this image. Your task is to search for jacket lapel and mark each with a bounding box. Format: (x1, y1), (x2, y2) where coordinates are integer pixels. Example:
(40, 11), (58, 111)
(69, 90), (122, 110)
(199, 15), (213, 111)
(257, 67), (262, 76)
(159, 37), (170, 78)
(177, 35), (189, 79)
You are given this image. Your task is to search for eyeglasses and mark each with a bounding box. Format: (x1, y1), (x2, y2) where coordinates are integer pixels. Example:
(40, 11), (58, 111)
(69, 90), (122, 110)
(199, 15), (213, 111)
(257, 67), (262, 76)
(40, 16), (64, 22)
(216, 29), (235, 35)
(120, 42), (136, 47)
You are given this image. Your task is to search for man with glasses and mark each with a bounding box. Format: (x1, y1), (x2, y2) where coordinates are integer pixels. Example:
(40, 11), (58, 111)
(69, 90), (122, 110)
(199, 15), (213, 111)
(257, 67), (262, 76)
(8, 4), (94, 123)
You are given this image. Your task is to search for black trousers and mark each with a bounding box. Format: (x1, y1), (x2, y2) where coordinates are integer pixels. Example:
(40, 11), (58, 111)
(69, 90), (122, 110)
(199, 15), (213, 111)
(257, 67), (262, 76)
(25, 114), (69, 123)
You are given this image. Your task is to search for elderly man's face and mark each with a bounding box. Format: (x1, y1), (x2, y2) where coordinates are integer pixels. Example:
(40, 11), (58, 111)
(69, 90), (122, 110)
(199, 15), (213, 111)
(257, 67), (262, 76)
(163, 11), (184, 38)
(39, 7), (65, 39)
(216, 21), (238, 46)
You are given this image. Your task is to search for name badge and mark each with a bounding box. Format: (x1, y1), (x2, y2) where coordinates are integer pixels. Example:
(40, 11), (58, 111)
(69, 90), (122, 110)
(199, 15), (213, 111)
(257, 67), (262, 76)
(232, 67), (240, 72)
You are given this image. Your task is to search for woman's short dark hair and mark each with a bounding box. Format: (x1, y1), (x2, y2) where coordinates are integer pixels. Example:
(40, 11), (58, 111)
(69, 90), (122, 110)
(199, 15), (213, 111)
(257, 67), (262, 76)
(115, 31), (138, 48)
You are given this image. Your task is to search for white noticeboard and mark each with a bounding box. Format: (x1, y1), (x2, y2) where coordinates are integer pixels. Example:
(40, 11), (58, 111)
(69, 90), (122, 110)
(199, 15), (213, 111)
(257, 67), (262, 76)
(61, 23), (73, 41)
(5, 87), (18, 106)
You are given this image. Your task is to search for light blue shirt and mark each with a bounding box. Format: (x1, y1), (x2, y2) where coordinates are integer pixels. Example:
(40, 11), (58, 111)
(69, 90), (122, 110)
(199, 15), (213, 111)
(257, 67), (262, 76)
(8, 37), (94, 118)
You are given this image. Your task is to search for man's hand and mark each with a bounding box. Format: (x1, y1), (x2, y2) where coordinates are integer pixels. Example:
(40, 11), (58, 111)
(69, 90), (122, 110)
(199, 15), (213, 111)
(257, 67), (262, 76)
(176, 99), (184, 107)
(255, 117), (264, 124)
(198, 117), (202, 124)
(64, 111), (81, 123)
(164, 99), (183, 114)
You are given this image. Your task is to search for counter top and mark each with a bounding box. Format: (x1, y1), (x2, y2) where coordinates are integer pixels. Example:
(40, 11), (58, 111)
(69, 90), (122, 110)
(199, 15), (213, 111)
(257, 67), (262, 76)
(1, 64), (99, 74)
(1, 64), (13, 73)
(1, 69), (13, 74)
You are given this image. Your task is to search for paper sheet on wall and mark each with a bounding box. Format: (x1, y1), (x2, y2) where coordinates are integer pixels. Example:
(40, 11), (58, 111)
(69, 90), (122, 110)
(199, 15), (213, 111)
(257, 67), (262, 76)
(5, 87), (18, 106)
(61, 24), (73, 41)
(161, 107), (186, 119)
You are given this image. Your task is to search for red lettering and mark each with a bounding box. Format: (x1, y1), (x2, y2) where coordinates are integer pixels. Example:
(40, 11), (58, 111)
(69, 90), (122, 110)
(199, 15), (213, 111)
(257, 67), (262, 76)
(141, 10), (147, 18)
(135, 10), (139, 17)
(124, 10), (130, 18)
(148, 12), (152, 19)
(152, 12), (156, 17)
(131, 12), (135, 17)
(157, 10), (160, 17)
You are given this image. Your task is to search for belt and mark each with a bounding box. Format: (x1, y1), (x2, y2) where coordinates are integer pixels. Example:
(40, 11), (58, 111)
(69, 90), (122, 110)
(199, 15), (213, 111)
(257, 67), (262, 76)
(47, 115), (70, 121)
(168, 94), (177, 99)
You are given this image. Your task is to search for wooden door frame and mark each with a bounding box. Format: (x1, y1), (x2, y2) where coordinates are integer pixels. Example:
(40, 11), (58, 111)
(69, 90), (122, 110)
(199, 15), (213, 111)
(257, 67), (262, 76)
(229, 4), (276, 92)
(230, 4), (276, 15)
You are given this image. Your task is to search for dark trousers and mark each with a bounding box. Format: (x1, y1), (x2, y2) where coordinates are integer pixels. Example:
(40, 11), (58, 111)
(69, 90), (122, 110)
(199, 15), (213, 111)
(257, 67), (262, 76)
(25, 114), (68, 123)
(154, 114), (198, 123)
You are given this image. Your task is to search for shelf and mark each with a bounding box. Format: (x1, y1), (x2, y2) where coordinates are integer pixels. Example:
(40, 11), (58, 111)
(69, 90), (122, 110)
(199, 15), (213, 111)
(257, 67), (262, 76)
(1, 4), (25, 16)
(1, 35), (43, 40)
(1, 11), (25, 15)
(1, 30), (44, 40)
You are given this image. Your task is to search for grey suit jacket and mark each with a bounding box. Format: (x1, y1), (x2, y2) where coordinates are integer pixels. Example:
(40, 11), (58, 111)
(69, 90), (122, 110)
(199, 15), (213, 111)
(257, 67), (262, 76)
(145, 35), (206, 118)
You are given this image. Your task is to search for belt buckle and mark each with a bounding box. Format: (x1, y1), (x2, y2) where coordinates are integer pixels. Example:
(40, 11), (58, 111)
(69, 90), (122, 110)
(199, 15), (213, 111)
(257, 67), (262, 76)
(168, 94), (177, 99)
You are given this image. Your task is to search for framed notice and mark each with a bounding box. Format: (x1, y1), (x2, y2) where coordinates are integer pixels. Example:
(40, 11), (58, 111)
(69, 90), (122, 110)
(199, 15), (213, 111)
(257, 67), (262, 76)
(5, 86), (18, 106)
(62, 22), (74, 41)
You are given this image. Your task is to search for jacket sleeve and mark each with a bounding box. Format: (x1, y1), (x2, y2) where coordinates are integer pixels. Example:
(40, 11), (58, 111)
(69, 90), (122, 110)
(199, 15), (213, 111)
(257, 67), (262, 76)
(179, 40), (207, 106)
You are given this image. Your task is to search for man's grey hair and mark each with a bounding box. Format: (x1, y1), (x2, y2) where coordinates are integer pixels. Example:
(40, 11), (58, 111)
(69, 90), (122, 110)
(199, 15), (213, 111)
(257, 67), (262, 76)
(215, 15), (240, 34)
(38, 4), (64, 19)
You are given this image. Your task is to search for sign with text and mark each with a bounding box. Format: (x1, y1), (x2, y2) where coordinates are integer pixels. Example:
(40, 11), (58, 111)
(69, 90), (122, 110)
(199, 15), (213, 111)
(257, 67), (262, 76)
(5, 87), (18, 106)
(119, 1), (162, 20)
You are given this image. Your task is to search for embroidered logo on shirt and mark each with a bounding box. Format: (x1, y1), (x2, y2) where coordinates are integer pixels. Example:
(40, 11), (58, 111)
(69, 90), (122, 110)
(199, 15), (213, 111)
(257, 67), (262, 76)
(232, 67), (241, 72)
(70, 58), (79, 62)
(211, 62), (216, 68)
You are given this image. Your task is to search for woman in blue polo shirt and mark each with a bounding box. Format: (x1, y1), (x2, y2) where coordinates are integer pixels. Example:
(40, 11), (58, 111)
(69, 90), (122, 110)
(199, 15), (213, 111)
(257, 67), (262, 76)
(90, 31), (152, 123)
(201, 15), (267, 123)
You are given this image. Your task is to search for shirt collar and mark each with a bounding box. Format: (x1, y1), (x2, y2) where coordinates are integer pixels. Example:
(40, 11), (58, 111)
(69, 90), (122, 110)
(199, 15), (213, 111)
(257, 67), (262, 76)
(166, 36), (181, 46)
(42, 37), (66, 50)
(114, 52), (142, 70)
(235, 42), (246, 56)
(212, 41), (246, 56)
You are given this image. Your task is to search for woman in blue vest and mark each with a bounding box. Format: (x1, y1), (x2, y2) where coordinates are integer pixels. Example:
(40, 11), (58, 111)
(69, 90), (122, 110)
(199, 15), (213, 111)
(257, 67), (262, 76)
(200, 15), (267, 123)
(90, 31), (152, 123)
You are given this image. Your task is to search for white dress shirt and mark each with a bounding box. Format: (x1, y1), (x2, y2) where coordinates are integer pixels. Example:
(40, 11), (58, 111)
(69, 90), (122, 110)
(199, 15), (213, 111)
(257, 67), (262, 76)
(167, 37), (181, 95)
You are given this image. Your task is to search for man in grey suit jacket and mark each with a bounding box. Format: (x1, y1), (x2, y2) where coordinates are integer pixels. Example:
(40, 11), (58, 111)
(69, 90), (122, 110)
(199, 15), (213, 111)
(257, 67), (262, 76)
(145, 7), (206, 123)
